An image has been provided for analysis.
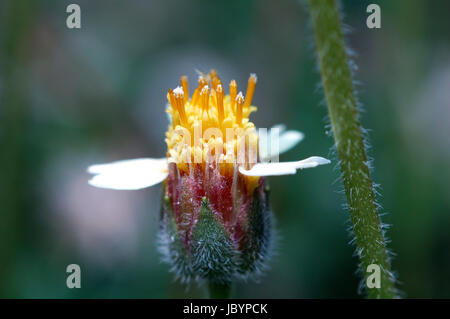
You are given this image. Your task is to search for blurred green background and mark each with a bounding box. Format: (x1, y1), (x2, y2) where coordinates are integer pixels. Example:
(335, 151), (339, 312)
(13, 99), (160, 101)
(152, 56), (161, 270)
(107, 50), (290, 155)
(1, 0), (449, 298)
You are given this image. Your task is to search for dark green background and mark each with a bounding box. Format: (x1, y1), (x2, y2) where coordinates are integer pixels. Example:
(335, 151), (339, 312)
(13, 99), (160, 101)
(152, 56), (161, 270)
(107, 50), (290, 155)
(1, 0), (449, 298)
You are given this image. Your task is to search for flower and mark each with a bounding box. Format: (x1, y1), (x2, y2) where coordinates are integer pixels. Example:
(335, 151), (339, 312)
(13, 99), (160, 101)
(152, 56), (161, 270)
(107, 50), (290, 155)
(88, 70), (330, 285)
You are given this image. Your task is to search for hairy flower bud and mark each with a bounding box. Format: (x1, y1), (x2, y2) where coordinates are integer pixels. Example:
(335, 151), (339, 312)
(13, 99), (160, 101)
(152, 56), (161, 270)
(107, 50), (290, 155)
(159, 162), (273, 285)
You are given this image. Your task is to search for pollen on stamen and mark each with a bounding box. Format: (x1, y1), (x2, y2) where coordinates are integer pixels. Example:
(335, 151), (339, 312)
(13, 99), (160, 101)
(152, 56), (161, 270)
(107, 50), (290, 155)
(172, 86), (188, 126)
(173, 86), (184, 97)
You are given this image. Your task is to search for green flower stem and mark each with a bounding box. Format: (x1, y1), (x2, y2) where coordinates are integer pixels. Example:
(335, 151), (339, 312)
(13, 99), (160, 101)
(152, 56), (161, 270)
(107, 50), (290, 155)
(208, 281), (231, 299)
(307, 0), (396, 298)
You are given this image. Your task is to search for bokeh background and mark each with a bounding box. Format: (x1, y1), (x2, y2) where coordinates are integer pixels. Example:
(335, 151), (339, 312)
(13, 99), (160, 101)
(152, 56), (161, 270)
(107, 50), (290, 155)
(1, 0), (449, 298)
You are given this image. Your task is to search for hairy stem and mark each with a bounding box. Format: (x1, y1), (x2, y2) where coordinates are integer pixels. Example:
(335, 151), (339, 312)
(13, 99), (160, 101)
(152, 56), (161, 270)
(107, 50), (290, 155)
(207, 281), (231, 299)
(307, 0), (396, 298)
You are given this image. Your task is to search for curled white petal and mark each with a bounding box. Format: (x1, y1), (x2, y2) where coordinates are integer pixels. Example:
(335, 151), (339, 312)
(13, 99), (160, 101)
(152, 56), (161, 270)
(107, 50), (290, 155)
(259, 124), (304, 161)
(239, 156), (330, 177)
(278, 130), (304, 156)
(87, 158), (168, 190)
(239, 163), (297, 176)
(293, 156), (331, 168)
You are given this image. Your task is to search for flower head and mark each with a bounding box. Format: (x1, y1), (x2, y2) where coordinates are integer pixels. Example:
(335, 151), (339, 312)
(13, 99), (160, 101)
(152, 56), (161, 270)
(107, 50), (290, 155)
(165, 71), (260, 190)
(88, 70), (330, 285)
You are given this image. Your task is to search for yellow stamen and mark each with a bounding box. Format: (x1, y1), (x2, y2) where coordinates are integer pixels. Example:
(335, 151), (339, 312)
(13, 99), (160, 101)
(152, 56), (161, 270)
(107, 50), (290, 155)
(243, 73), (257, 108)
(230, 80), (237, 113)
(200, 85), (210, 116)
(216, 84), (224, 128)
(209, 69), (218, 80)
(210, 69), (221, 90)
(180, 75), (189, 104)
(236, 91), (244, 125)
(212, 77), (221, 91)
(168, 89), (178, 127)
(191, 76), (207, 106)
(171, 87), (188, 126)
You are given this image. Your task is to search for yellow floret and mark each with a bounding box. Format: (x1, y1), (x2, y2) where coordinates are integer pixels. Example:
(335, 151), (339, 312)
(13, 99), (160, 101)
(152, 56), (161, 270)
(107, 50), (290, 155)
(165, 71), (260, 180)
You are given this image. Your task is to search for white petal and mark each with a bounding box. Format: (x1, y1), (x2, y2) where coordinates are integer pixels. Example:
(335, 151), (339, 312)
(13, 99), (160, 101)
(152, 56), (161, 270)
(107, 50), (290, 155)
(259, 124), (304, 161)
(293, 156), (331, 169)
(87, 158), (164, 174)
(87, 158), (168, 190)
(278, 130), (304, 156)
(239, 156), (330, 177)
(239, 163), (297, 176)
